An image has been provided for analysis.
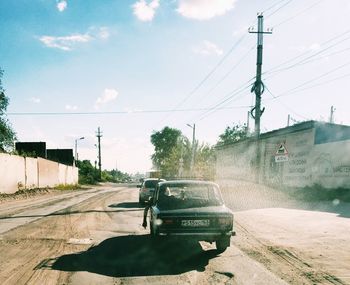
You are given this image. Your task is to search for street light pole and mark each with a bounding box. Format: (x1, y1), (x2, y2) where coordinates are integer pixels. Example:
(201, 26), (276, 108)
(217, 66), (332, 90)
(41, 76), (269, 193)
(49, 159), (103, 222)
(187, 123), (196, 176)
(74, 137), (85, 166)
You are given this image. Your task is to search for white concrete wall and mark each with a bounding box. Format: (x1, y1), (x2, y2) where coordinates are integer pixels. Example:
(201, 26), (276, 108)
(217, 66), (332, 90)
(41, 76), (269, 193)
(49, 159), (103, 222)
(66, 166), (79, 185)
(0, 154), (78, 194)
(25, 157), (38, 189)
(38, 158), (60, 188)
(0, 153), (25, 193)
(216, 128), (350, 189)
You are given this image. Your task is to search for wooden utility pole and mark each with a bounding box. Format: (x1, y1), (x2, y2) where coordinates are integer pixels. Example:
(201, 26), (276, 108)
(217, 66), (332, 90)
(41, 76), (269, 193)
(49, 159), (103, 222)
(96, 127), (102, 180)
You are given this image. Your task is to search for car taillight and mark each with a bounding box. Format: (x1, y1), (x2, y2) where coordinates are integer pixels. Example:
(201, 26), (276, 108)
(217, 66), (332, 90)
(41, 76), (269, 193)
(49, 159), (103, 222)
(218, 217), (231, 226)
(162, 219), (174, 225)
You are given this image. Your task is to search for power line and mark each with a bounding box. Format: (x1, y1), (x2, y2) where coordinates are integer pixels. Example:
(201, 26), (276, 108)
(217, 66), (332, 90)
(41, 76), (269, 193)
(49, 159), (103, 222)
(271, 71), (350, 96)
(6, 105), (251, 116)
(265, 0), (294, 18)
(263, 29), (350, 76)
(198, 45), (255, 105)
(272, 0), (324, 28)
(262, 0), (292, 14)
(265, 34), (350, 77)
(164, 34), (247, 113)
(264, 61), (350, 100)
(194, 79), (254, 122)
(264, 85), (309, 120)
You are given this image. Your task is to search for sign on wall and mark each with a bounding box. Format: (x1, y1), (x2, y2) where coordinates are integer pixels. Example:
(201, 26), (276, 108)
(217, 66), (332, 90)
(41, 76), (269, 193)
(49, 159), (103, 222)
(275, 143), (289, 162)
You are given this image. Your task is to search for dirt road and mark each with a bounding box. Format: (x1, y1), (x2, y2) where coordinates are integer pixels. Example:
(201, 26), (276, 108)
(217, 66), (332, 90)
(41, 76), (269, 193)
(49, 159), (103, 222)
(0, 184), (349, 284)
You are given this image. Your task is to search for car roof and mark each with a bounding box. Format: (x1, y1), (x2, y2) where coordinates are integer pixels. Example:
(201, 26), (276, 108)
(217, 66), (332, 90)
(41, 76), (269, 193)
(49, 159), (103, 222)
(158, 180), (219, 187)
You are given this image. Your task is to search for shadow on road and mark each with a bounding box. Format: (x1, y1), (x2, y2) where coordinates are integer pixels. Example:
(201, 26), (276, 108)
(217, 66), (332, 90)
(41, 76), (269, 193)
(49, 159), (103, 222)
(47, 235), (217, 277)
(109, 202), (142, 208)
(0, 208), (142, 220)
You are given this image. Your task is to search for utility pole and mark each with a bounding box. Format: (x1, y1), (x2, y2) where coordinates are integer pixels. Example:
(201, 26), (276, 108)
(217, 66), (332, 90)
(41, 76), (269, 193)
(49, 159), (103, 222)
(187, 123), (196, 177)
(249, 13), (272, 138)
(329, 106), (335, 123)
(96, 127), (102, 180)
(287, 114), (290, 127)
(249, 13), (272, 183)
(247, 111), (250, 133)
(74, 137), (85, 166)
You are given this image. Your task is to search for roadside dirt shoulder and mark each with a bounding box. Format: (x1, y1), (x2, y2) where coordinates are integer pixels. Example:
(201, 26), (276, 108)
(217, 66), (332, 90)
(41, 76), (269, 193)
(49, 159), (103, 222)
(219, 180), (350, 285)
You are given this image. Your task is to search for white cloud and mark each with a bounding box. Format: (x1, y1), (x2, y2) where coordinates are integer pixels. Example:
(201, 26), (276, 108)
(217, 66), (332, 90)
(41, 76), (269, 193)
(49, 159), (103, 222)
(95, 88), (118, 109)
(177, 0), (236, 20)
(65, 104), (78, 111)
(39, 34), (92, 51)
(193, 40), (223, 56)
(39, 26), (111, 51)
(29, 97), (41, 103)
(57, 0), (67, 12)
(132, 0), (160, 22)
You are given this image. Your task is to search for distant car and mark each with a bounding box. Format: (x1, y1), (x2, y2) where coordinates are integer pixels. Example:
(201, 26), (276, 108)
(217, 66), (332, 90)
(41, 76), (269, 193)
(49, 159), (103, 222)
(147, 180), (235, 253)
(138, 178), (165, 205)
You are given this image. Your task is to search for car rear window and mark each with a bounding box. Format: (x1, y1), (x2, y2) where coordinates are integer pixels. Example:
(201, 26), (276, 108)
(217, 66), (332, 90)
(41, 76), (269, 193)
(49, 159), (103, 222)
(144, 180), (160, 188)
(157, 183), (223, 210)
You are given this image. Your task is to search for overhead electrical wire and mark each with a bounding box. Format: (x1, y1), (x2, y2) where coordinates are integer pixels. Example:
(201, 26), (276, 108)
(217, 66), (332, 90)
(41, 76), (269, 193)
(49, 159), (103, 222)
(262, 0), (293, 14)
(263, 61), (350, 101)
(192, 78), (255, 122)
(264, 0), (294, 18)
(165, 34), (247, 112)
(272, 0), (324, 28)
(5, 105), (251, 117)
(264, 85), (309, 120)
(193, 44), (256, 106)
(263, 29), (350, 76)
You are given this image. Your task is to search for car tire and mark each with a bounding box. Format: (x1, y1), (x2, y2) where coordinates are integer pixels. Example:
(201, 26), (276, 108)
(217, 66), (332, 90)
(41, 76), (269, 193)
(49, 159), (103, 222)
(216, 237), (230, 253)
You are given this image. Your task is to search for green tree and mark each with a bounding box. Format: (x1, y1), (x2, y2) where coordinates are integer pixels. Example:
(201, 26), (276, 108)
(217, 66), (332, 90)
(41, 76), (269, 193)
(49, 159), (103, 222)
(76, 160), (100, 184)
(217, 123), (248, 146)
(150, 127), (216, 179)
(193, 143), (216, 180)
(0, 69), (16, 152)
(150, 126), (182, 173)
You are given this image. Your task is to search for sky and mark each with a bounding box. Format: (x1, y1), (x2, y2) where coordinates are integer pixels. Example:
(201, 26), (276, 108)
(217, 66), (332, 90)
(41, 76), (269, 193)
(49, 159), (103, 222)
(1, 0), (350, 174)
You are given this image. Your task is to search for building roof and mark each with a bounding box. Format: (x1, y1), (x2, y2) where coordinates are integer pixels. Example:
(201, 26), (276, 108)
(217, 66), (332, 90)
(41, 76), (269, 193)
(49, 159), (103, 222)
(216, 120), (350, 149)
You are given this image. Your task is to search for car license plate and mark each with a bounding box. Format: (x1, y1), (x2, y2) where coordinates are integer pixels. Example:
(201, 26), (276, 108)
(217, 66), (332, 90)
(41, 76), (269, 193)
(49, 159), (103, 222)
(181, 219), (210, 227)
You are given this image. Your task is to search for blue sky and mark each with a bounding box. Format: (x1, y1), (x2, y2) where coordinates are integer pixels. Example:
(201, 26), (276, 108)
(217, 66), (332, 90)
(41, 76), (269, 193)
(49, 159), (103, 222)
(1, 0), (350, 173)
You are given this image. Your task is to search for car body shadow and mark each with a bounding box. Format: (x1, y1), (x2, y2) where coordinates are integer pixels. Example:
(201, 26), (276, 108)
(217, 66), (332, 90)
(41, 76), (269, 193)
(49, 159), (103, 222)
(49, 234), (217, 277)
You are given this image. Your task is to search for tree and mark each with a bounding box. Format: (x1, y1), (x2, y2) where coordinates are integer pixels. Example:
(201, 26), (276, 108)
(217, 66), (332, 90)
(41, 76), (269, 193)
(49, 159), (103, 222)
(150, 126), (182, 172)
(193, 143), (216, 180)
(0, 69), (16, 152)
(76, 160), (100, 184)
(217, 123), (248, 146)
(150, 126), (216, 179)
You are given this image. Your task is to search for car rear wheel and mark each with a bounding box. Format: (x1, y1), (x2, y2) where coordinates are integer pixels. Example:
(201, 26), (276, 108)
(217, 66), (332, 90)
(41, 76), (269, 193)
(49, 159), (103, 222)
(216, 237), (230, 253)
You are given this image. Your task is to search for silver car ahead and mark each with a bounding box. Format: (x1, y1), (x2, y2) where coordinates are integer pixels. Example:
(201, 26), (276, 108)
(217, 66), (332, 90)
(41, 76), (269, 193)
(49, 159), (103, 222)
(138, 178), (165, 205)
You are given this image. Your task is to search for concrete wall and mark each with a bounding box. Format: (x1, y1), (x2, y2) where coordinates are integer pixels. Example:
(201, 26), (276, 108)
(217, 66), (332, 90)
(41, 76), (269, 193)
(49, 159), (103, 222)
(0, 153), (25, 194)
(0, 153), (78, 194)
(25, 157), (38, 189)
(38, 157), (60, 188)
(216, 127), (350, 189)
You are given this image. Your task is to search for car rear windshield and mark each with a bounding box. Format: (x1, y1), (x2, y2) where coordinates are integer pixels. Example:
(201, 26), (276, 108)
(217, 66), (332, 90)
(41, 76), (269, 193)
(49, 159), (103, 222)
(157, 183), (223, 210)
(144, 180), (160, 188)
